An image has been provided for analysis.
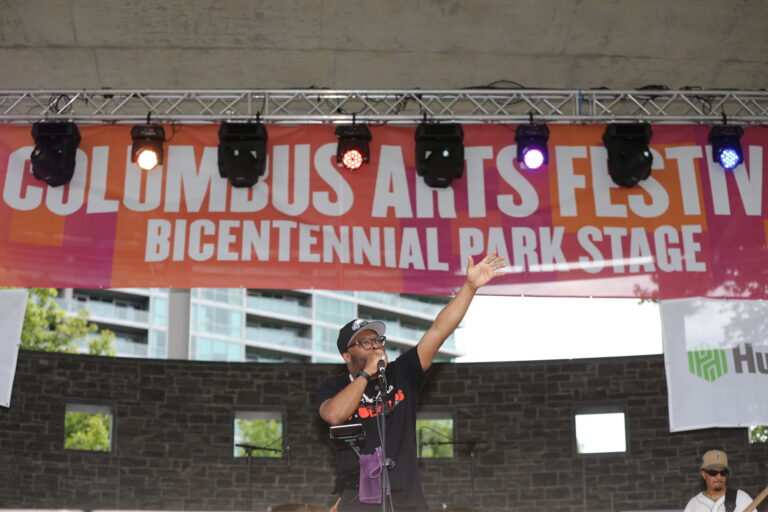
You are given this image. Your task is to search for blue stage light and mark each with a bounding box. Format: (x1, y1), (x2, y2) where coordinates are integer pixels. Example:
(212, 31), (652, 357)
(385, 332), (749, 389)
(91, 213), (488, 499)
(708, 125), (744, 170)
(718, 148), (741, 170)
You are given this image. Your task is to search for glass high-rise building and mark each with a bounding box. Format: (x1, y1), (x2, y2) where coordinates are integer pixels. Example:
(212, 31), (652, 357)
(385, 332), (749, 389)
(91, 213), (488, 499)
(55, 288), (462, 363)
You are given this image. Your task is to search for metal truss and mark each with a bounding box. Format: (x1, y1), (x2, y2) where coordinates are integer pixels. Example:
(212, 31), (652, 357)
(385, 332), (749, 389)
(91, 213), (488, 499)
(1, 89), (768, 125)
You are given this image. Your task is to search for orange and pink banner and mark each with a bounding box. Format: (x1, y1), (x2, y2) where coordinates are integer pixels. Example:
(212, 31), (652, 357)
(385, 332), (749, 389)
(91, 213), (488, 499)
(1, 124), (766, 298)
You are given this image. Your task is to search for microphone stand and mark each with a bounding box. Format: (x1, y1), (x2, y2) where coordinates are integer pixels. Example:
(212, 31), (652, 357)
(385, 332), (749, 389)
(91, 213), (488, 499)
(236, 443), (286, 510)
(376, 363), (394, 512)
(420, 440), (485, 512)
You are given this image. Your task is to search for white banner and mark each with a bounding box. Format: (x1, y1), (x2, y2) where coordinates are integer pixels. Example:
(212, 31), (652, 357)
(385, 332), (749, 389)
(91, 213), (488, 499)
(661, 297), (768, 432)
(0, 288), (28, 408)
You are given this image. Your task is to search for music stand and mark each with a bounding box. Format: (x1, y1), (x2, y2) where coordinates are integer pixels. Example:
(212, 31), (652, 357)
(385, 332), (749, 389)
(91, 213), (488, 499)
(329, 423), (366, 457)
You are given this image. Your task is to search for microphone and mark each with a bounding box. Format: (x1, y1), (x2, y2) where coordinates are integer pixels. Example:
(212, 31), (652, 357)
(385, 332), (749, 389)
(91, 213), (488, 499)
(377, 357), (386, 380)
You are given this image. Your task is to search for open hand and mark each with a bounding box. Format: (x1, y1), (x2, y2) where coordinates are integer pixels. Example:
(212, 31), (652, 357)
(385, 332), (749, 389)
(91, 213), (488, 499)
(466, 251), (506, 290)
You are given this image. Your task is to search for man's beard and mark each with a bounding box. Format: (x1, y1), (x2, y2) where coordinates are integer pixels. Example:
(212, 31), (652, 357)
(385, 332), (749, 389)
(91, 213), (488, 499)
(348, 352), (368, 372)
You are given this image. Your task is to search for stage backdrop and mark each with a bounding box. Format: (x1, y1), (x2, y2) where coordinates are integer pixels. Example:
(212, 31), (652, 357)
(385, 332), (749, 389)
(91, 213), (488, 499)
(1, 124), (766, 298)
(661, 297), (768, 431)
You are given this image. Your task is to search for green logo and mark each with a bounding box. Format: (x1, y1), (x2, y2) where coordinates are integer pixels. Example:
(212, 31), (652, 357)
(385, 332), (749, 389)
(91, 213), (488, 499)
(688, 344), (729, 382)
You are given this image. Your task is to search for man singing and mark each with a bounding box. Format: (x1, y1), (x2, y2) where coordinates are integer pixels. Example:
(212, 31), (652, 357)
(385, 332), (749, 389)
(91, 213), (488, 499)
(316, 253), (506, 511)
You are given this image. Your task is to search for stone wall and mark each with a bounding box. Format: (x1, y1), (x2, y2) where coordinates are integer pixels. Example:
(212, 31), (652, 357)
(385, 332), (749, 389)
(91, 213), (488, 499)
(1, 350), (766, 511)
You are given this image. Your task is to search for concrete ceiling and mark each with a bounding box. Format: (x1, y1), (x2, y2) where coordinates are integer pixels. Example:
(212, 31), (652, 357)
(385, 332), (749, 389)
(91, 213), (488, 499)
(1, 0), (766, 90)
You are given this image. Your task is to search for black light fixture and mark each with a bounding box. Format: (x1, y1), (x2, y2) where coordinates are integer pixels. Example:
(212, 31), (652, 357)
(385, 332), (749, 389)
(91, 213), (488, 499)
(218, 121), (269, 187)
(131, 124), (165, 171)
(30, 122), (81, 187)
(602, 123), (653, 188)
(515, 122), (550, 170)
(335, 123), (371, 171)
(708, 124), (744, 170)
(414, 122), (465, 188)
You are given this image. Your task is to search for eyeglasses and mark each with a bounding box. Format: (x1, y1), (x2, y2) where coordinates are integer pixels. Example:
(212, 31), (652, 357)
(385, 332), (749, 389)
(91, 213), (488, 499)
(704, 469), (729, 477)
(347, 336), (386, 350)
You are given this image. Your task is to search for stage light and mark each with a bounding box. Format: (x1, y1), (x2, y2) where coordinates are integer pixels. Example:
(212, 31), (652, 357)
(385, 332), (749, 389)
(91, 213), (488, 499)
(335, 124), (371, 171)
(131, 124), (165, 171)
(708, 125), (744, 170)
(218, 122), (269, 187)
(30, 122), (81, 187)
(602, 123), (653, 188)
(515, 124), (549, 170)
(414, 123), (465, 188)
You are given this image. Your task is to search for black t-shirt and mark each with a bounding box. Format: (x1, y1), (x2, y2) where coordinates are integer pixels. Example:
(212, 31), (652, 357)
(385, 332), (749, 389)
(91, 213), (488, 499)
(316, 347), (428, 510)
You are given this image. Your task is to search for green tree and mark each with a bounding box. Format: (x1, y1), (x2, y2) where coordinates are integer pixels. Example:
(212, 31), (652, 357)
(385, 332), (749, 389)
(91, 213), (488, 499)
(18, 288), (116, 355)
(64, 411), (112, 451)
(750, 426), (768, 444)
(235, 418), (283, 458)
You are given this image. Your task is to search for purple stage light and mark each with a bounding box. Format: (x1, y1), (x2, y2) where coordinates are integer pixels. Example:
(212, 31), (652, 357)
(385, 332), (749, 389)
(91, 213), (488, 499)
(515, 124), (550, 171)
(522, 147), (545, 170)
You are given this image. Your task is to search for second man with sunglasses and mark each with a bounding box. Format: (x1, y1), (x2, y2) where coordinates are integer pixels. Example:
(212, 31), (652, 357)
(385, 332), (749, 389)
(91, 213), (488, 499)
(316, 252), (506, 511)
(684, 450), (753, 512)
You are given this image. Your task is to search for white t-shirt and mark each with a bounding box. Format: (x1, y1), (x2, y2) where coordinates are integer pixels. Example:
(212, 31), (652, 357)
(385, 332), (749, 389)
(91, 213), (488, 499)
(684, 490), (753, 512)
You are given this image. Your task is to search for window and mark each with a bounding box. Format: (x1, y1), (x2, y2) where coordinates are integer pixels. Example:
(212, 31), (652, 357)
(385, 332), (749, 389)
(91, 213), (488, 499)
(64, 403), (113, 452)
(315, 295), (355, 325)
(574, 411), (627, 454)
(246, 321), (310, 351)
(73, 290), (149, 322)
(149, 329), (167, 358)
(111, 328), (148, 357)
(151, 296), (168, 326)
(314, 326), (341, 354)
(416, 411), (454, 458)
(244, 347), (308, 363)
(193, 288), (243, 306)
(749, 426), (768, 444)
(234, 410), (283, 458)
(193, 335), (243, 362)
(192, 304), (243, 338)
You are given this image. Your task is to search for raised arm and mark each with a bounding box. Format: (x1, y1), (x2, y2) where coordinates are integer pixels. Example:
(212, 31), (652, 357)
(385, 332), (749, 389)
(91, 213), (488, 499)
(416, 252), (505, 371)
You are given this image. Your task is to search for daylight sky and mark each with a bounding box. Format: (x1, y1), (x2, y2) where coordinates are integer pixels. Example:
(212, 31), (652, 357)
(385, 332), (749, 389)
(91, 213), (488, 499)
(455, 296), (662, 362)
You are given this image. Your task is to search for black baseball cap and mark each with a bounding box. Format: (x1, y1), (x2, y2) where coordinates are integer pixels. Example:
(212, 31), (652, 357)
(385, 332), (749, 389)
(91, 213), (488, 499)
(336, 319), (386, 354)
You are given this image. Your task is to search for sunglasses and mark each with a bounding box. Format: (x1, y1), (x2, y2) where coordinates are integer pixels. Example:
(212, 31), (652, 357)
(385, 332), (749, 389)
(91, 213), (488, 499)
(704, 469), (729, 477)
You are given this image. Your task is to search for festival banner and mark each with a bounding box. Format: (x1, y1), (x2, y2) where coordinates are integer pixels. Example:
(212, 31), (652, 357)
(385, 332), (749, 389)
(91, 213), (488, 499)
(0, 124), (767, 298)
(660, 297), (768, 431)
(0, 288), (28, 407)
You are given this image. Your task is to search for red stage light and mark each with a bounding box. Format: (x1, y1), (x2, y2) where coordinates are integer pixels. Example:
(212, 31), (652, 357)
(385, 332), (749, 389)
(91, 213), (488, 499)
(341, 148), (364, 170)
(335, 124), (371, 171)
